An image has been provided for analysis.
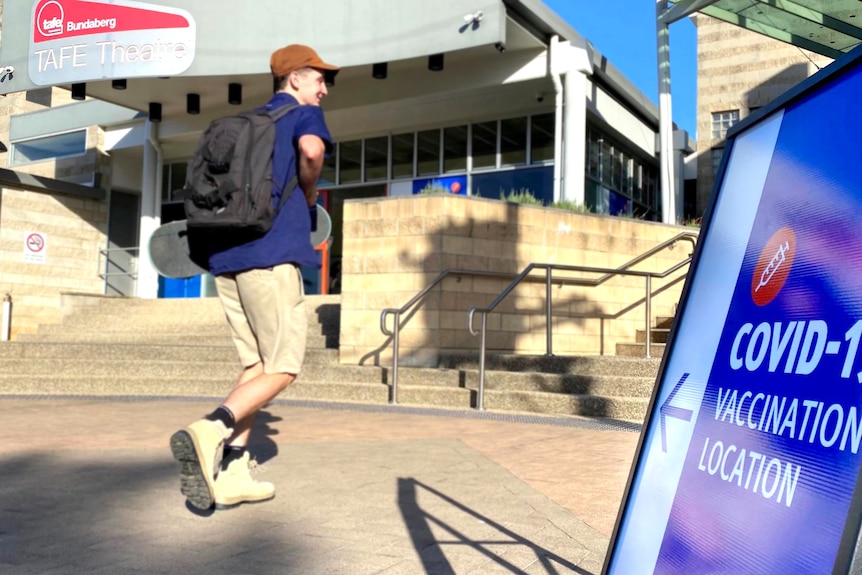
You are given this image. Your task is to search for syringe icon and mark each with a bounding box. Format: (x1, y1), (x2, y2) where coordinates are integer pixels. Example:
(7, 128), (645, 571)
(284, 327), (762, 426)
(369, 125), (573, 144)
(755, 240), (790, 293)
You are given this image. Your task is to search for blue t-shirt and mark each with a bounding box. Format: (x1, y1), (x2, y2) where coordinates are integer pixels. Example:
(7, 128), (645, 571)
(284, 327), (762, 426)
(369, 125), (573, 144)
(207, 93), (333, 275)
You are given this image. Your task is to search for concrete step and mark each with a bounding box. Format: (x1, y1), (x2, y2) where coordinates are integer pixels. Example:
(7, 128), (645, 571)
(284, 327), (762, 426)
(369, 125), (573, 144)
(482, 389), (648, 422)
(654, 315), (675, 329)
(615, 343), (666, 358)
(438, 354), (661, 378)
(35, 319), (339, 336)
(0, 375), (385, 400)
(635, 328), (671, 344)
(48, 294), (340, 334)
(471, 371), (655, 397)
(0, 375), (466, 410)
(16, 331), (337, 349)
(0, 370), (645, 420)
(69, 294), (341, 311)
(394, 384), (473, 408)
(0, 342), (339, 364)
(0, 359), (384, 383)
(382, 367), (462, 387)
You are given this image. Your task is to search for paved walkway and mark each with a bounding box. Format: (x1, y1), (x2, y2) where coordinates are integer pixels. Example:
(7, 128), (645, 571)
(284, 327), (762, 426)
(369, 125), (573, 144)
(0, 398), (639, 574)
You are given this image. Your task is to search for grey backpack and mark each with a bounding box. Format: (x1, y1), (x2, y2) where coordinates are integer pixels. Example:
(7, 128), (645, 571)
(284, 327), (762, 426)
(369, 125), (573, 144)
(182, 104), (298, 236)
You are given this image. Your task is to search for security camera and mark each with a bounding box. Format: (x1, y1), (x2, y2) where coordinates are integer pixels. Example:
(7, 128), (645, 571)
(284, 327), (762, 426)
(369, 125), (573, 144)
(463, 10), (484, 23)
(535, 91), (546, 103)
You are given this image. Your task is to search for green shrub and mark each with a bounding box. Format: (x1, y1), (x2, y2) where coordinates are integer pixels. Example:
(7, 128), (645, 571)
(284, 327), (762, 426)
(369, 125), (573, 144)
(500, 188), (542, 205)
(551, 199), (591, 213)
(417, 183), (448, 195)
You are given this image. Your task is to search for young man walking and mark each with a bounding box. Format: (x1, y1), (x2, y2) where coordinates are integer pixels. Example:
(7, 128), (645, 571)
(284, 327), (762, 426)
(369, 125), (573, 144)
(170, 44), (338, 511)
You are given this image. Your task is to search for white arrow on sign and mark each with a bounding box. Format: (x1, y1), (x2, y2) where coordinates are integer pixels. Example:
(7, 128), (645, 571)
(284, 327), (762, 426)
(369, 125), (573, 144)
(660, 372), (694, 453)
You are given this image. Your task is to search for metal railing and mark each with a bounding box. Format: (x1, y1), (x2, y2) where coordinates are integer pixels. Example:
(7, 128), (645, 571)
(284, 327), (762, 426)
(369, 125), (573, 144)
(380, 269), (519, 404)
(467, 231), (698, 410)
(379, 231), (698, 407)
(98, 246), (139, 295)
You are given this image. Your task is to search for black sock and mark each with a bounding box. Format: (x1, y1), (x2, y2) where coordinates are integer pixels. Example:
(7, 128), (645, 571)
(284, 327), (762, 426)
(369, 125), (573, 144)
(221, 445), (246, 470)
(205, 405), (236, 430)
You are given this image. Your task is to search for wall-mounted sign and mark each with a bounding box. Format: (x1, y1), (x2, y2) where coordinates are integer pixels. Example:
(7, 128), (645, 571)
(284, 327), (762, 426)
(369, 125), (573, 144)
(412, 176), (467, 195)
(23, 231), (46, 264)
(29, 0), (195, 86)
(604, 45), (862, 574)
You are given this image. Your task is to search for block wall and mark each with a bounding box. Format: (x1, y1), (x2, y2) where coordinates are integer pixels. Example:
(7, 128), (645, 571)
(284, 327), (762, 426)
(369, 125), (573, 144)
(339, 194), (697, 366)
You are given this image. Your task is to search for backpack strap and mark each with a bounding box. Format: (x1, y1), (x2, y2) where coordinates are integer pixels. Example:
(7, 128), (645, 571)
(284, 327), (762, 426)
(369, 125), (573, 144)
(268, 103), (300, 122)
(276, 175), (298, 211)
(267, 103), (302, 212)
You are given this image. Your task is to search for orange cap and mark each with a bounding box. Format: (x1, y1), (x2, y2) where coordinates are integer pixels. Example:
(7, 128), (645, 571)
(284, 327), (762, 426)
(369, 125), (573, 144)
(270, 44), (339, 76)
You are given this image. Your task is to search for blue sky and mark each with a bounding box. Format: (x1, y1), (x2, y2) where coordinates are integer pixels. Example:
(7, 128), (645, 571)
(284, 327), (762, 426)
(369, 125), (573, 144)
(543, 0), (698, 140)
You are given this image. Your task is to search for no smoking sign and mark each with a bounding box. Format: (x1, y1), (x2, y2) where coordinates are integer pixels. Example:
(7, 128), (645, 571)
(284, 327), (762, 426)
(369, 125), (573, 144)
(23, 231), (47, 264)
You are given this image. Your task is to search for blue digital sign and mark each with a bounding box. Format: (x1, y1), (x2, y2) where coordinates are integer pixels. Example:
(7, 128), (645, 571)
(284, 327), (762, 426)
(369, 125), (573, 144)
(604, 47), (862, 574)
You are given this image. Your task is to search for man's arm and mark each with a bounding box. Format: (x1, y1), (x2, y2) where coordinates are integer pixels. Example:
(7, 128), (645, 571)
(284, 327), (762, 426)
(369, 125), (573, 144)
(297, 134), (326, 207)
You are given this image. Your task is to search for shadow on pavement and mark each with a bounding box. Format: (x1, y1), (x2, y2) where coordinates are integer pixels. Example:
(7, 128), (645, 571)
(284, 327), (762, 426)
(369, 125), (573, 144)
(398, 477), (593, 574)
(0, 450), (309, 573)
(248, 408), (282, 464)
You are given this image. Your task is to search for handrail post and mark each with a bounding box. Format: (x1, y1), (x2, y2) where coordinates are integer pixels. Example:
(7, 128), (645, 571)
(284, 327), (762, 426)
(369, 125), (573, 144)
(477, 312), (487, 411)
(391, 312), (400, 404)
(645, 275), (652, 359)
(545, 266), (553, 356)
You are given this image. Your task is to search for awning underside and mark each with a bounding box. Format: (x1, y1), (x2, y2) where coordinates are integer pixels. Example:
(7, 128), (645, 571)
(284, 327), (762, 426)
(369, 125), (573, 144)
(664, 0), (862, 59)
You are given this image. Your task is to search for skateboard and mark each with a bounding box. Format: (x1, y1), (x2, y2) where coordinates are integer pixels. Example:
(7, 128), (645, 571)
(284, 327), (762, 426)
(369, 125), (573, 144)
(149, 206), (332, 279)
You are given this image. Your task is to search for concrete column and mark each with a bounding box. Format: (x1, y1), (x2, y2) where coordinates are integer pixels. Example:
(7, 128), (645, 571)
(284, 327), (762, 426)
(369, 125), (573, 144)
(562, 69), (587, 205)
(673, 129), (691, 223)
(550, 36), (592, 206)
(135, 121), (161, 299)
(656, 1), (676, 224)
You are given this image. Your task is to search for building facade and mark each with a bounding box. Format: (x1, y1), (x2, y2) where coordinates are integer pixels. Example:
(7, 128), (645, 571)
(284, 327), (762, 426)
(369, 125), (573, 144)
(0, 0), (694, 337)
(693, 14), (833, 214)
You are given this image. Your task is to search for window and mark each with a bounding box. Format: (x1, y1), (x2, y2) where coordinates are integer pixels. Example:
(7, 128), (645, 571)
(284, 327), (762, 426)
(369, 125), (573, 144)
(471, 121), (497, 170)
(364, 136), (388, 181)
(416, 129), (440, 176)
(530, 113), (554, 164)
(339, 140), (362, 184)
(632, 162), (643, 203)
(391, 133), (414, 179)
(623, 153), (634, 196)
(500, 117), (527, 167)
(711, 110), (739, 140)
(711, 147), (725, 179)
(325, 114), (562, 191)
(11, 130), (87, 165)
(161, 162), (188, 202)
(320, 150), (336, 186)
(443, 125), (467, 173)
(600, 139), (613, 188)
(645, 171), (657, 209)
(587, 128), (601, 179)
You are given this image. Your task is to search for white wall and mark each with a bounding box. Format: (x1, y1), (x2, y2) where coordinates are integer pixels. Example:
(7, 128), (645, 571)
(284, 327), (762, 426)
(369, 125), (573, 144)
(585, 79), (656, 156)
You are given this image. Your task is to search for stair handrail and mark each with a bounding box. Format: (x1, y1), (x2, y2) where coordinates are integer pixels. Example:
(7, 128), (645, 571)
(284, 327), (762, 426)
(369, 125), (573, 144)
(467, 231), (698, 410)
(380, 269), (519, 405)
(98, 246), (139, 280)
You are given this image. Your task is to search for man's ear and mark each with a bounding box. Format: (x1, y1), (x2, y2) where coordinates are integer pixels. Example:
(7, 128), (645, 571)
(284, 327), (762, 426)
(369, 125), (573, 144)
(287, 71), (300, 91)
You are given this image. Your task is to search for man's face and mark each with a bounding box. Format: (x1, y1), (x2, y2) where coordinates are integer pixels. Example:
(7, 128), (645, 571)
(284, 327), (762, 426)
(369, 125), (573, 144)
(292, 68), (328, 106)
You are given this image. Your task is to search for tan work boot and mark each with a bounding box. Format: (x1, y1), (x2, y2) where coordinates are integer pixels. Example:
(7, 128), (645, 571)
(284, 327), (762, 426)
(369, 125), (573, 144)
(169, 419), (232, 510)
(213, 452), (276, 510)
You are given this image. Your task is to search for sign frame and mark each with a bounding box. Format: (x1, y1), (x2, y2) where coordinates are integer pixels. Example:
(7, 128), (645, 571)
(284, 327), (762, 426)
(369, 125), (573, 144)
(602, 42), (862, 575)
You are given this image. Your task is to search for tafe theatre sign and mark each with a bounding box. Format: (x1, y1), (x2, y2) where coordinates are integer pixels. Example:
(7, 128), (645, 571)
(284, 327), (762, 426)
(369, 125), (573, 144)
(29, 0), (196, 85)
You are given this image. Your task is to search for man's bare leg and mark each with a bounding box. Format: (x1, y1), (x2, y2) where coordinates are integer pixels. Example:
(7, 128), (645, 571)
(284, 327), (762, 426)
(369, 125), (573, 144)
(223, 363), (296, 447)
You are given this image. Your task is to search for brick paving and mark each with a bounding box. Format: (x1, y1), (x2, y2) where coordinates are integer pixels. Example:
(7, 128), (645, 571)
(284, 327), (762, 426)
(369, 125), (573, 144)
(0, 398), (639, 575)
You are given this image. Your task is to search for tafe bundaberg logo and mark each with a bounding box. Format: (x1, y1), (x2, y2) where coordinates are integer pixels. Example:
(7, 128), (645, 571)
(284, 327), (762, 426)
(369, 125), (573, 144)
(751, 226), (796, 306)
(37, 0), (64, 37)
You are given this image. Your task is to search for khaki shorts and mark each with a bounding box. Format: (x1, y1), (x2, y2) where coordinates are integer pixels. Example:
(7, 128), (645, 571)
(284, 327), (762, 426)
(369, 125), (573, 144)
(214, 263), (307, 375)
